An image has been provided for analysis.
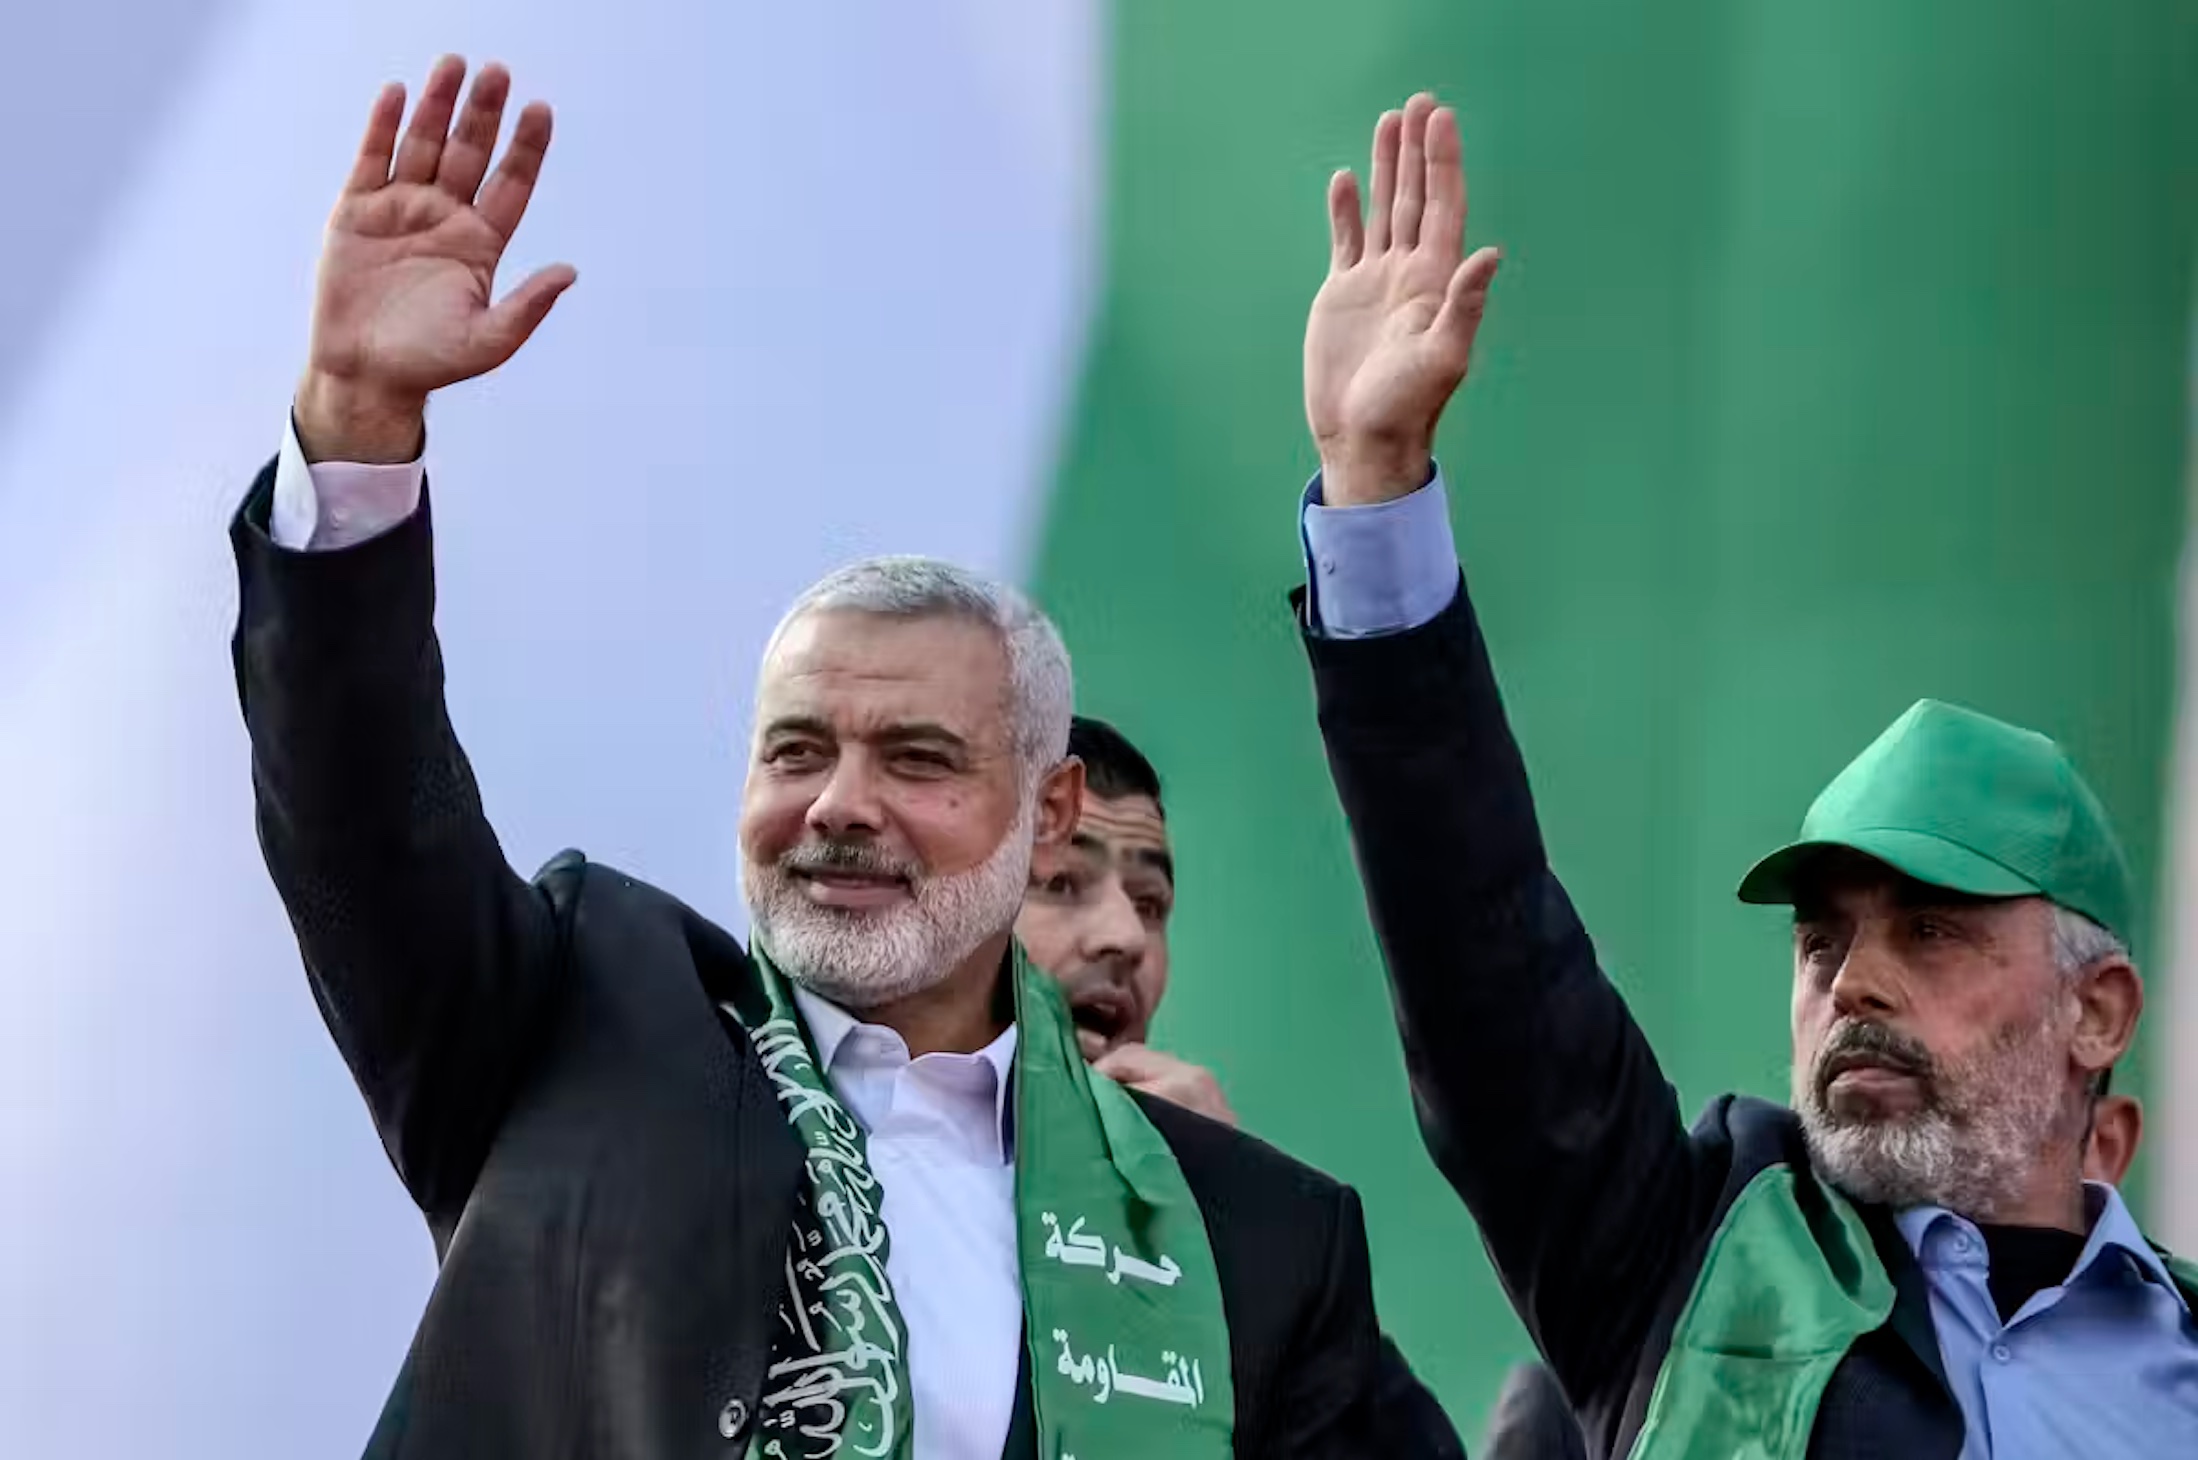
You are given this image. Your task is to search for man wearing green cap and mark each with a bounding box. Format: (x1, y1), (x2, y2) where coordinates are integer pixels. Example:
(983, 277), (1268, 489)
(1289, 89), (2198, 1458)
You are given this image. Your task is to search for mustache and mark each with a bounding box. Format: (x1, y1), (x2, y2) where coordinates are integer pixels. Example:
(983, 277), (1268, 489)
(1812, 1019), (1937, 1101)
(777, 838), (920, 882)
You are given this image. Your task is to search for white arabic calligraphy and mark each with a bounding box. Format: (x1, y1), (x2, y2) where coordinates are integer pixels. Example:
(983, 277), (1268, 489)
(1041, 1211), (1184, 1288)
(1040, 1211), (1110, 1268)
(1106, 1249), (1182, 1288)
(1051, 1329), (1204, 1410)
(748, 1016), (905, 1459)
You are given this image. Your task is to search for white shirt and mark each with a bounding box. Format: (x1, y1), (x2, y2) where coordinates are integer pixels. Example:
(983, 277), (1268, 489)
(269, 422), (1028, 1460)
(791, 989), (1023, 1460)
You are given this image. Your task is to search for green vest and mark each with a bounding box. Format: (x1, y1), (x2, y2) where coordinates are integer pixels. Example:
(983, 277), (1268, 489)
(1627, 1167), (2198, 1460)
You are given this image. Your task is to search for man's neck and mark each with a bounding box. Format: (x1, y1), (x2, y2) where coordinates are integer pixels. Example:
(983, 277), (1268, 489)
(863, 930), (1015, 1057)
(1961, 1149), (2090, 1234)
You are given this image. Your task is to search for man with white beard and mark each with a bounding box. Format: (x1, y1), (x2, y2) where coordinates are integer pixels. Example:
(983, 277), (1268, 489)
(230, 56), (1392, 1460)
(1292, 90), (2198, 1459)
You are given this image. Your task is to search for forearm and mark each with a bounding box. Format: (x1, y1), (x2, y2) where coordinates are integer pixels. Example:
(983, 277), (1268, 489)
(231, 461), (552, 1213)
(1304, 584), (1700, 1399)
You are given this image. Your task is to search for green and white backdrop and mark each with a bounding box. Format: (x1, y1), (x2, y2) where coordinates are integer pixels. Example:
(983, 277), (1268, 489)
(2, 1), (2193, 1452)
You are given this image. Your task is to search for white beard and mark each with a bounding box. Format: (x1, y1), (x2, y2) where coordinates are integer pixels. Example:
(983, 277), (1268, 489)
(744, 796), (1036, 1010)
(1794, 1002), (2077, 1219)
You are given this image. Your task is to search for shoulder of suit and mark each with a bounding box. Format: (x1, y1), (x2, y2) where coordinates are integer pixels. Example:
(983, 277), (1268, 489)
(1689, 1091), (1857, 1224)
(1129, 1089), (1353, 1210)
(527, 849), (733, 934)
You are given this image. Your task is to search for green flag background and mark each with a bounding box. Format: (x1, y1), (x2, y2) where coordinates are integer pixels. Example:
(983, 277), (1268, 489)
(1034, 0), (2198, 1429)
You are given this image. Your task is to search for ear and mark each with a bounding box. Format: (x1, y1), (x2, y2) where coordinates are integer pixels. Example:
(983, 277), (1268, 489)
(2083, 1094), (2144, 1186)
(2069, 955), (2144, 1085)
(1032, 754), (1086, 849)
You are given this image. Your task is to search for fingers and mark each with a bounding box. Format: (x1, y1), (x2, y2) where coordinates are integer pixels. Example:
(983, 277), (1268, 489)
(343, 82), (407, 194)
(437, 63), (511, 202)
(1393, 93), (1435, 250)
(1431, 246), (1503, 359)
(476, 100), (555, 241)
(470, 263), (578, 368)
(1421, 104), (1466, 258)
(1092, 1043), (1171, 1083)
(1366, 109), (1401, 254)
(1327, 170), (1364, 270)
(390, 55), (467, 185)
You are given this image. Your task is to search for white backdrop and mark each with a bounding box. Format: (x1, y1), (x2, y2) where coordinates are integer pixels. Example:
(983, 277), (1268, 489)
(0, 2), (1097, 1451)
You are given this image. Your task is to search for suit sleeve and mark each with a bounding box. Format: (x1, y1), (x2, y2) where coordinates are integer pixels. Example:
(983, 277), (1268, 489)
(1479, 1362), (1587, 1460)
(1299, 579), (1715, 1406)
(230, 456), (560, 1221)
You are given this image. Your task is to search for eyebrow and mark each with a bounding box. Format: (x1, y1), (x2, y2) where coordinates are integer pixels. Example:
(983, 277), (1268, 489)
(874, 722), (971, 751)
(1074, 829), (1174, 886)
(759, 715), (833, 741)
(758, 716), (972, 751)
(1128, 847), (1175, 885)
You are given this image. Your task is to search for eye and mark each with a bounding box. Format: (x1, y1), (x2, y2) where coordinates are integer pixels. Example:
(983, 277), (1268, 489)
(1134, 896), (1171, 924)
(1038, 871), (1081, 898)
(1797, 929), (1836, 961)
(1912, 914), (1955, 942)
(765, 741), (828, 771)
(890, 748), (957, 776)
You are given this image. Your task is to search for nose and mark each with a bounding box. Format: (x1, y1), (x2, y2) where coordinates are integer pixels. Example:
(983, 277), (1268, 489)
(804, 752), (886, 839)
(1080, 880), (1149, 972)
(1827, 931), (1901, 1022)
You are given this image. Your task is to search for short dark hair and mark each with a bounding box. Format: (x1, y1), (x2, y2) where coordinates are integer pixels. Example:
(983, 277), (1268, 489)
(1069, 715), (1163, 813)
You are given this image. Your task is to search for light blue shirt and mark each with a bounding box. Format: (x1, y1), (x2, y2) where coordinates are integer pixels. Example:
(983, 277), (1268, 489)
(1298, 471), (2198, 1453)
(1895, 1184), (2198, 1458)
(1298, 471), (1460, 637)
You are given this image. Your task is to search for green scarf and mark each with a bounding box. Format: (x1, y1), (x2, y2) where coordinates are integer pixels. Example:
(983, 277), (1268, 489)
(726, 942), (1235, 1460)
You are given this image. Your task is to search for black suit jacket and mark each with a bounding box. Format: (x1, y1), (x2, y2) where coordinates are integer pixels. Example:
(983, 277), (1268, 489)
(1301, 579), (1971, 1460)
(1477, 1364), (1586, 1460)
(229, 462), (1422, 1460)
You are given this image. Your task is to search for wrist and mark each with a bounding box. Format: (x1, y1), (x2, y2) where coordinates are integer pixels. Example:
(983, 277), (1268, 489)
(293, 370), (427, 464)
(1316, 435), (1432, 507)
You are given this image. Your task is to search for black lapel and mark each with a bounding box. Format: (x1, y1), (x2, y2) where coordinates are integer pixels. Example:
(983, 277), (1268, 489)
(1862, 1203), (1951, 1395)
(1001, 1328), (1036, 1460)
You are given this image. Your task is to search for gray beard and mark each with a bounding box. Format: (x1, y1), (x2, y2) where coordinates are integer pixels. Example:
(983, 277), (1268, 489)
(743, 797), (1035, 1010)
(1793, 1005), (2078, 1220)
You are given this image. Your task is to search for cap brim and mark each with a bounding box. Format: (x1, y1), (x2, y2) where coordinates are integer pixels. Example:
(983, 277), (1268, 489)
(1736, 827), (2044, 907)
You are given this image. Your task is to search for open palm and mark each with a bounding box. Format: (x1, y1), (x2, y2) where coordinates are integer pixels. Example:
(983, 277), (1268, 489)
(1304, 95), (1500, 505)
(307, 58), (574, 401)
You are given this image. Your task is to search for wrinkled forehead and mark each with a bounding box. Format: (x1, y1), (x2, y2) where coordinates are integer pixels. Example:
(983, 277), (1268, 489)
(755, 606), (1015, 746)
(1074, 792), (1172, 880)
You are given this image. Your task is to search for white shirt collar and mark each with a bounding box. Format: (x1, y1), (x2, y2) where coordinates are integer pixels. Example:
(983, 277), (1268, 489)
(788, 985), (1019, 1161)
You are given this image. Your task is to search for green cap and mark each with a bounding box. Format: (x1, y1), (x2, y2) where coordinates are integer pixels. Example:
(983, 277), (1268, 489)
(1736, 699), (2133, 940)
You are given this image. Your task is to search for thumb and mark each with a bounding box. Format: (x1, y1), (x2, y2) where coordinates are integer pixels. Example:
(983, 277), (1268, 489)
(1430, 245), (1501, 360)
(472, 262), (578, 368)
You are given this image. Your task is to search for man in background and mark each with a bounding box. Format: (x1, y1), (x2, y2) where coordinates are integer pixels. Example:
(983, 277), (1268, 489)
(1017, 715), (1233, 1123)
(1017, 715), (1466, 1458)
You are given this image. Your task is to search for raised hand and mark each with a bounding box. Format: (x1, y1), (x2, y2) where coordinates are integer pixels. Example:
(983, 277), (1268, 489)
(296, 57), (576, 463)
(1304, 94), (1501, 506)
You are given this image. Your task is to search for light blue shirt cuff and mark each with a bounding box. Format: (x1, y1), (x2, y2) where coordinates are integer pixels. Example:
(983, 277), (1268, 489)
(1300, 467), (1462, 638)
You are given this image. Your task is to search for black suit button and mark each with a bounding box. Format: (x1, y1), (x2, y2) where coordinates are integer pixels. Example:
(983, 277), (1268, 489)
(719, 1398), (749, 1439)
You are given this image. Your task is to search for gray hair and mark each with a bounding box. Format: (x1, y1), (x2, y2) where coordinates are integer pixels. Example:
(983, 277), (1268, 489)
(2051, 905), (2127, 979)
(765, 555), (1073, 780)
